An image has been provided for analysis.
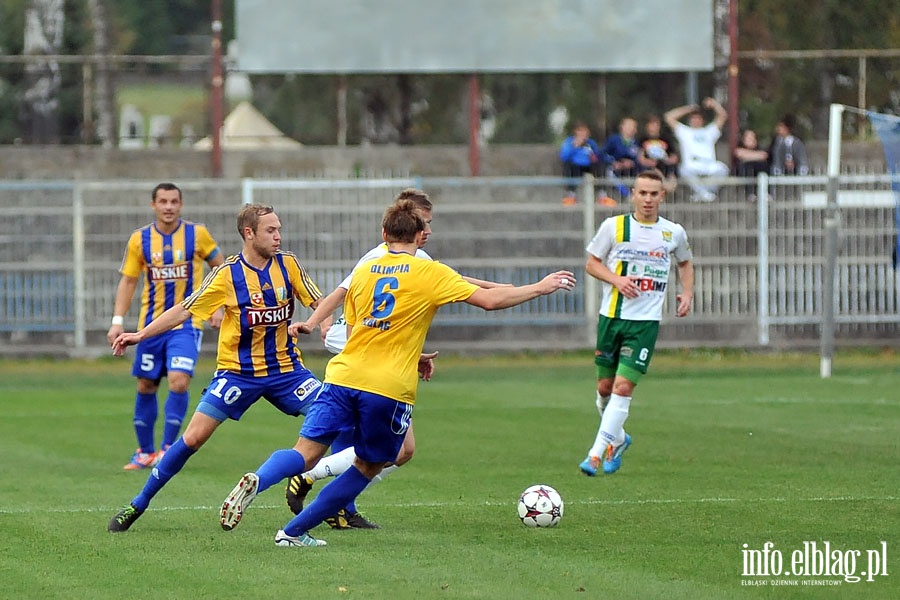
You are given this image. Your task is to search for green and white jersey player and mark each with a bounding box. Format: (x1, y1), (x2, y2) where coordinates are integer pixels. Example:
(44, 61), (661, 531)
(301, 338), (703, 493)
(578, 168), (694, 476)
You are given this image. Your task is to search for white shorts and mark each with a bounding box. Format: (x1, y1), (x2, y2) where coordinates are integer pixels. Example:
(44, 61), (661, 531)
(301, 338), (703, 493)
(323, 315), (347, 354)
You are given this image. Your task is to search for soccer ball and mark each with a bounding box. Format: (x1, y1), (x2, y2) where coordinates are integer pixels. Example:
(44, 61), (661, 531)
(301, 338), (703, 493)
(517, 484), (564, 528)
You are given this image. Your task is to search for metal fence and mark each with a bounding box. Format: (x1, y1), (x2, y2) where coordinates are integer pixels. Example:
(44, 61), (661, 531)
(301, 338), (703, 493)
(0, 174), (897, 356)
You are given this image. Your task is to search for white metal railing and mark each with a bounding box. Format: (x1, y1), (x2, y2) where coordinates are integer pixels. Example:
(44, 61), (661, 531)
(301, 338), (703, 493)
(0, 174), (897, 354)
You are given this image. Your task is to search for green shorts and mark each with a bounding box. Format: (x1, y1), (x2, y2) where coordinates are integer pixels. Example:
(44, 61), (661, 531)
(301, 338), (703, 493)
(594, 315), (660, 384)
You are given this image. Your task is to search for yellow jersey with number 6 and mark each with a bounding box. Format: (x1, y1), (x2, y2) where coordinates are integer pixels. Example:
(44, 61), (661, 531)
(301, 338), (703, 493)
(324, 251), (477, 405)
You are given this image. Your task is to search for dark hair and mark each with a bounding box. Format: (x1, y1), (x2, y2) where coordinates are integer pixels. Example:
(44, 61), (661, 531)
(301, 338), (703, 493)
(395, 188), (433, 212)
(382, 199), (426, 243)
(237, 203), (274, 238)
(780, 114), (796, 131)
(151, 182), (181, 201)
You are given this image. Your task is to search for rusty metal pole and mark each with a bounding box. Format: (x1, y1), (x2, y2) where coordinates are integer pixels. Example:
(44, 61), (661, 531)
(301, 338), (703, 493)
(468, 74), (480, 176)
(727, 0), (739, 161)
(210, 0), (224, 178)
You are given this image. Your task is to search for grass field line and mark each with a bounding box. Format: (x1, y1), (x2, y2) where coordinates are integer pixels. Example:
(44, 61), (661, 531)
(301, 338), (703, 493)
(2, 494), (896, 516)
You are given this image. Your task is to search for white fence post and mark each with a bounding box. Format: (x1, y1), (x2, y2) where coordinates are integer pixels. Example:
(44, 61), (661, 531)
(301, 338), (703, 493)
(241, 177), (253, 205)
(757, 172), (770, 346)
(72, 182), (86, 351)
(582, 183), (597, 347)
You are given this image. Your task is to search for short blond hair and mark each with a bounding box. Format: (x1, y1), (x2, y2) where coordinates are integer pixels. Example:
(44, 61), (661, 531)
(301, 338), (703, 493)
(237, 204), (274, 238)
(395, 188), (433, 212)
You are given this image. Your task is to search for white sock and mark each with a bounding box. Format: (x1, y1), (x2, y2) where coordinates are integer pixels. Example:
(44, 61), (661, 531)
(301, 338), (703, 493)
(365, 464), (399, 489)
(303, 446), (356, 481)
(596, 392), (610, 416)
(588, 393), (631, 457)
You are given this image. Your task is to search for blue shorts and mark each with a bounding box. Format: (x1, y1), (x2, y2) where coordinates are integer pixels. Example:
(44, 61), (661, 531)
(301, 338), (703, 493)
(195, 369), (321, 422)
(300, 383), (412, 463)
(132, 327), (202, 381)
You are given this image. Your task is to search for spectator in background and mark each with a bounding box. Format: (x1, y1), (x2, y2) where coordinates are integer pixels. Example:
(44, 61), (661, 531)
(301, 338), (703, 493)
(602, 117), (641, 178)
(559, 121), (604, 206)
(769, 114), (809, 176)
(637, 114), (679, 192)
(732, 129), (769, 201)
(664, 97), (729, 202)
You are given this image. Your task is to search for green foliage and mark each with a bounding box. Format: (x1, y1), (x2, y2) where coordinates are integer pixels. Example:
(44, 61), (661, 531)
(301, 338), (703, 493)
(112, 0), (234, 54)
(1, 352), (898, 599)
(0, 3), (897, 145)
(0, 0), (91, 143)
(740, 0), (900, 136)
(0, 0), (25, 55)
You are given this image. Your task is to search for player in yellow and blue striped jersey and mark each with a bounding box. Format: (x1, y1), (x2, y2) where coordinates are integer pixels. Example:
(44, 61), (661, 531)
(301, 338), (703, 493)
(107, 204), (333, 533)
(107, 183), (224, 471)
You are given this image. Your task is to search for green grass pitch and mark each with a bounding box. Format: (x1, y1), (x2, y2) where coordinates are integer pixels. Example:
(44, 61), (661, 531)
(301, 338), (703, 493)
(1, 350), (897, 599)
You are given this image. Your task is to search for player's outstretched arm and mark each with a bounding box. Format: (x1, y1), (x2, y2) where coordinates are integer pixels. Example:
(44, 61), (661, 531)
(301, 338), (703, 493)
(289, 286), (347, 337)
(112, 304), (192, 356)
(465, 271), (575, 311)
(462, 275), (513, 289)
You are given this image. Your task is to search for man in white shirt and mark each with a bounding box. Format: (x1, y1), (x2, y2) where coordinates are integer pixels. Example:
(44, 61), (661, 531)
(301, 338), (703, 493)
(665, 97), (729, 202)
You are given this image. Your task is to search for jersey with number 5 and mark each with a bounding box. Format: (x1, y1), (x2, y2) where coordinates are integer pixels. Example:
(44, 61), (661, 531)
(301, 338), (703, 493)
(324, 251), (478, 405)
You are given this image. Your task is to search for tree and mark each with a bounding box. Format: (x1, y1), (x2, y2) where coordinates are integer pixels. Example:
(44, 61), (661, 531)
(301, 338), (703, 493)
(86, 0), (114, 146)
(739, 0), (900, 137)
(22, 0), (64, 143)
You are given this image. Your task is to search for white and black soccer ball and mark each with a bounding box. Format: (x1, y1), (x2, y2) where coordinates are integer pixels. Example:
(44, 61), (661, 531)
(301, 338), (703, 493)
(517, 484), (564, 528)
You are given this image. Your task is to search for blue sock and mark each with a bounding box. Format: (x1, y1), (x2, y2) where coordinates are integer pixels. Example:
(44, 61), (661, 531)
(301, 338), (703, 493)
(162, 391), (189, 447)
(330, 429), (358, 512)
(283, 466), (370, 536)
(255, 449), (306, 493)
(132, 437), (195, 511)
(133, 392), (158, 453)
